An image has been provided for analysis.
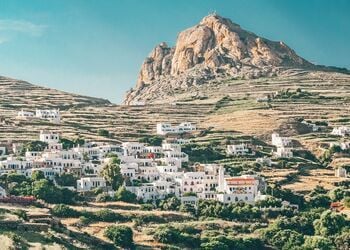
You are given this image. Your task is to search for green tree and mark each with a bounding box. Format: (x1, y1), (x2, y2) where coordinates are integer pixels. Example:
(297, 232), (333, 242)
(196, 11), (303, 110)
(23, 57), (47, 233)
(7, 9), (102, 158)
(270, 229), (304, 249)
(344, 197), (350, 208)
(335, 231), (350, 250)
(309, 194), (331, 208)
(159, 196), (181, 211)
(22, 141), (48, 153)
(98, 129), (110, 138)
(314, 210), (347, 236)
(104, 225), (134, 249)
(114, 186), (137, 203)
(31, 170), (45, 181)
(201, 241), (229, 250)
(302, 236), (334, 250)
(101, 157), (123, 190)
(55, 173), (77, 187)
(59, 138), (75, 150)
(329, 187), (349, 201)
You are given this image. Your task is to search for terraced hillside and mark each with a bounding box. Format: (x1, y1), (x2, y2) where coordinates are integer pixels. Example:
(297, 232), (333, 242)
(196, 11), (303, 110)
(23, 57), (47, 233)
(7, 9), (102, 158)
(1, 70), (350, 147)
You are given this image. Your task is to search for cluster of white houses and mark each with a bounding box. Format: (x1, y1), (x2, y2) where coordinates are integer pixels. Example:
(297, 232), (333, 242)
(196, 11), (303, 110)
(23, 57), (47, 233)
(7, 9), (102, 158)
(0, 123), (266, 204)
(17, 109), (61, 123)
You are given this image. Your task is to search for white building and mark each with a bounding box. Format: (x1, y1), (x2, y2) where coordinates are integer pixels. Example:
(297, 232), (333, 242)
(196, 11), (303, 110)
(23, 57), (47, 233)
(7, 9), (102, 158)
(271, 133), (291, 147)
(274, 147), (293, 158)
(335, 167), (347, 178)
(217, 172), (260, 204)
(17, 110), (34, 119)
(40, 131), (60, 144)
(77, 177), (106, 192)
(340, 142), (350, 150)
(227, 144), (249, 156)
(0, 186), (6, 197)
(331, 126), (350, 137)
(0, 146), (6, 156)
(36, 109), (61, 123)
(156, 122), (196, 135)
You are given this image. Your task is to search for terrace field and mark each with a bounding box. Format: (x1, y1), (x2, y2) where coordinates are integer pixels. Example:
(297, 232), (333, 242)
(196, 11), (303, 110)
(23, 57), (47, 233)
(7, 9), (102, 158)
(1, 70), (350, 193)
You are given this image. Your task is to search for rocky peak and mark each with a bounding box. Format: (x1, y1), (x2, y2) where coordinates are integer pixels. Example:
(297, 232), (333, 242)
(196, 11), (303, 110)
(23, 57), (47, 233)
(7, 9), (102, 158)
(124, 14), (314, 104)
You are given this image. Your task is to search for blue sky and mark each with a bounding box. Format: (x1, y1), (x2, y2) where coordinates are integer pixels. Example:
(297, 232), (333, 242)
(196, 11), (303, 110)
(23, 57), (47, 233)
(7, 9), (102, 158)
(0, 0), (349, 103)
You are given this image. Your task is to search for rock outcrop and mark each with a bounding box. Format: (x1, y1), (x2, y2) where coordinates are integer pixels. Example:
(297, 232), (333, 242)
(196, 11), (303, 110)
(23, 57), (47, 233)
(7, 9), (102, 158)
(124, 14), (315, 104)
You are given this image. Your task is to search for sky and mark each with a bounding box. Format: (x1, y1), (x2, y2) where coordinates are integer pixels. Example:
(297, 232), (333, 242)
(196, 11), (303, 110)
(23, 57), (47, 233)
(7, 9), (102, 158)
(0, 0), (349, 103)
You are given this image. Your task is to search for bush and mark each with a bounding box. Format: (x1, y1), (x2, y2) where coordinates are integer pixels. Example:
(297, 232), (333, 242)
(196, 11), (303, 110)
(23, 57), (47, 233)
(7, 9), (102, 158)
(201, 241), (229, 250)
(94, 209), (125, 222)
(51, 204), (80, 218)
(97, 129), (110, 137)
(140, 204), (154, 211)
(95, 193), (112, 202)
(114, 186), (137, 203)
(104, 225), (134, 249)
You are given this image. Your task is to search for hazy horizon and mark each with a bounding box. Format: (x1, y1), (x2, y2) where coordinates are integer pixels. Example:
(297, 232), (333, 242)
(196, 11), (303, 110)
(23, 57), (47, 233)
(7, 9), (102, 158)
(0, 0), (349, 103)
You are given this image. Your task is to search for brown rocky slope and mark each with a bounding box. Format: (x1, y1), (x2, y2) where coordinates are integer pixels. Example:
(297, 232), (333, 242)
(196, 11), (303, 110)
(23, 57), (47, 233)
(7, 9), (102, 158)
(124, 14), (347, 104)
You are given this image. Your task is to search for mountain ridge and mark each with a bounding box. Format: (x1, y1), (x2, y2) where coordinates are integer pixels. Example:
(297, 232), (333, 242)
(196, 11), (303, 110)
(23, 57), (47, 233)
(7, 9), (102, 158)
(124, 14), (348, 104)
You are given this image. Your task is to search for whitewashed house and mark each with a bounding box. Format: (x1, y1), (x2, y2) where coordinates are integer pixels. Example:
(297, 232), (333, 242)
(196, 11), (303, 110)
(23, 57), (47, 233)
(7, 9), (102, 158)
(156, 122), (196, 135)
(271, 133), (291, 147)
(0, 186), (6, 197)
(331, 126), (350, 137)
(36, 109), (61, 123)
(77, 177), (106, 192)
(227, 144), (249, 156)
(40, 131), (60, 144)
(17, 110), (34, 119)
(0, 146), (6, 156)
(340, 142), (350, 150)
(274, 147), (293, 158)
(125, 184), (158, 201)
(216, 172), (260, 204)
(335, 167), (347, 178)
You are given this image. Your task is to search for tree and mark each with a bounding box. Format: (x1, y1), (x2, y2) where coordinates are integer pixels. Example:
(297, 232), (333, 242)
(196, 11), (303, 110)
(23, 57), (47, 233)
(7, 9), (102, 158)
(55, 173), (77, 187)
(101, 157), (123, 190)
(114, 186), (137, 203)
(159, 196), (181, 211)
(302, 236), (333, 250)
(344, 197), (350, 208)
(329, 187), (349, 201)
(31, 170), (45, 181)
(104, 225), (134, 249)
(59, 138), (75, 150)
(139, 136), (163, 146)
(22, 141), (48, 154)
(314, 210), (347, 236)
(335, 231), (350, 250)
(153, 226), (181, 244)
(270, 229), (304, 249)
(98, 129), (110, 138)
(51, 204), (79, 217)
(201, 241), (229, 250)
(309, 194), (331, 208)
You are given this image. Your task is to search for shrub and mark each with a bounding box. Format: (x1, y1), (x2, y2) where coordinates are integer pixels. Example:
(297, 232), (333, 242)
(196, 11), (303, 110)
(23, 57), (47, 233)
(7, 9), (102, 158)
(114, 186), (137, 203)
(201, 241), (229, 250)
(95, 193), (112, 202)
(97, 129), (110, 137)
(51, 204), (80, 218)
(104, 225), (134, 249)
(140, 204), (153, 211)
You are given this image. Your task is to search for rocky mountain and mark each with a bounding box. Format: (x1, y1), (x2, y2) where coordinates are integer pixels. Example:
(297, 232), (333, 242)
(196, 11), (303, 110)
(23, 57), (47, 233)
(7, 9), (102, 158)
(124, 14), (346, 104)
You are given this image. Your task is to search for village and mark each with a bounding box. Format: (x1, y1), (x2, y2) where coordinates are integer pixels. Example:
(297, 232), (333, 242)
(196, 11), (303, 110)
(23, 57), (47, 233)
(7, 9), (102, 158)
(1, 112), (349, 207)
